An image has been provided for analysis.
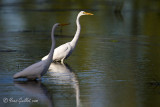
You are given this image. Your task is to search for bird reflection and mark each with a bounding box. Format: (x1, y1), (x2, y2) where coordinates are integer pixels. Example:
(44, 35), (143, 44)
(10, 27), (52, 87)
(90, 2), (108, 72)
(14, 81), (53, 107)
(48, 62), (80, 107)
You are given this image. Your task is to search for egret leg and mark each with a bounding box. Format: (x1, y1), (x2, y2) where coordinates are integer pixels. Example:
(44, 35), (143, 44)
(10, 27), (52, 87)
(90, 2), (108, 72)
(61, 58), (65, 64)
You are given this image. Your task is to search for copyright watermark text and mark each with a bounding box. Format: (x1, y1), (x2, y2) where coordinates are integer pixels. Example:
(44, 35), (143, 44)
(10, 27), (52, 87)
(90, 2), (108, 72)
(2, 97), (38, 104)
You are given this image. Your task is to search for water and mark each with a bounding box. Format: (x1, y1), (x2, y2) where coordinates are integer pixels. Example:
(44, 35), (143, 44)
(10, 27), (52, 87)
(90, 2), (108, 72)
(1, 0), (160, 107)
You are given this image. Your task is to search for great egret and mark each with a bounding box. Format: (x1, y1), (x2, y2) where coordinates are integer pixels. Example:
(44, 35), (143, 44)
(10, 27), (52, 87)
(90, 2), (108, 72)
(13, 23), (60, 80)
(42, 11), (94, 62)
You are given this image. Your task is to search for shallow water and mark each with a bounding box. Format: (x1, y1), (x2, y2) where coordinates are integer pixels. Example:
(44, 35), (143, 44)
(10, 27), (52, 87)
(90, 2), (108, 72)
(1, 0), (160, 107)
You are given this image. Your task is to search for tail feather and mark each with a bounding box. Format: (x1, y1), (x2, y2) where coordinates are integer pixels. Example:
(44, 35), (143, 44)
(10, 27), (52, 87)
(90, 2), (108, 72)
(13, 72), (23, 79)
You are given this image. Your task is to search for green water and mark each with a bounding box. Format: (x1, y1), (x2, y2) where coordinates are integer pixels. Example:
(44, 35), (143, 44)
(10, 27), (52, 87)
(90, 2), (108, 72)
(0, 0), (160, 107)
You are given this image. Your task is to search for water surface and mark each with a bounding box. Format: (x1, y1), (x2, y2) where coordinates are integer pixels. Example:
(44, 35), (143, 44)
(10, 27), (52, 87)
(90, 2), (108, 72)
(0, 0), (160, 107)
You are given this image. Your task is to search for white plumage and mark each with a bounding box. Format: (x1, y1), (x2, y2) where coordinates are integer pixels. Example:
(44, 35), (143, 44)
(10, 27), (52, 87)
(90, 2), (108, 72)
(42, 11), (93, 62)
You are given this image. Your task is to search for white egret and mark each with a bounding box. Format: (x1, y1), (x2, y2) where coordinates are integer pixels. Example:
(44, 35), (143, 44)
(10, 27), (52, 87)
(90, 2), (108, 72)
(42, 11), (94, 62)
(13, 23), (60, 80)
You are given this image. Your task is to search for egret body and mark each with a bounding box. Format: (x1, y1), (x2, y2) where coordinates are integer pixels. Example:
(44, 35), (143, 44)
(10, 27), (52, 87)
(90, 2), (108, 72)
(42, 11), (93, 62)
(13, 23), (60, 80)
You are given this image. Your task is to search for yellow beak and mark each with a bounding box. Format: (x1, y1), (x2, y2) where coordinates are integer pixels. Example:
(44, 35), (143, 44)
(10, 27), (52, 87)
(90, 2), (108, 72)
(83, 12), (94, 15)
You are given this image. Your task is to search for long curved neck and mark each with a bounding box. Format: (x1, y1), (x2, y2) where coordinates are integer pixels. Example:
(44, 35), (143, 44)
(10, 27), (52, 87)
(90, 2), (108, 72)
(70, 14), (81, 48)
(46, 25), (57, 62)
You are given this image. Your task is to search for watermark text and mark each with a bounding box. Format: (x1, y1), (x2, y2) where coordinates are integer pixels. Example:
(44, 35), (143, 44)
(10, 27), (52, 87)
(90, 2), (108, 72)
(2, 97), (38, 104)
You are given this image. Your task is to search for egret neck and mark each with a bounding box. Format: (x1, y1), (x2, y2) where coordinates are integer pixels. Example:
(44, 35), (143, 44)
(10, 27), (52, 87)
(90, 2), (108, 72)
(70, 13), (81, 49)
(46, 24), (56, 63)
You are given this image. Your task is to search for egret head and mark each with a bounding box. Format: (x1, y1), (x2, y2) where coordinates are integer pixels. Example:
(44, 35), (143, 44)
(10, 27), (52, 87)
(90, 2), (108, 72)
(79, 11), (94, 16)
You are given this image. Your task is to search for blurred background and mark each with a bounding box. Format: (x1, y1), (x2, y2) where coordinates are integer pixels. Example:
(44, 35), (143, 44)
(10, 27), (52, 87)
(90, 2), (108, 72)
(0, 0), (160, 107)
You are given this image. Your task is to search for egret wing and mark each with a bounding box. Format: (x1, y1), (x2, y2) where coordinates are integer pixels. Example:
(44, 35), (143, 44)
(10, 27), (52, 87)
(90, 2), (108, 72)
(13, 61), (46, 79)
(42, 42), (71, 61)
(53, 42), (71, 61)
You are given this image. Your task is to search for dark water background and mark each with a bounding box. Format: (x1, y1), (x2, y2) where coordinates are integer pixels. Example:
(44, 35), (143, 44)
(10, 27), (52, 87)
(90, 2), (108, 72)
(0, 0), (160, 107)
